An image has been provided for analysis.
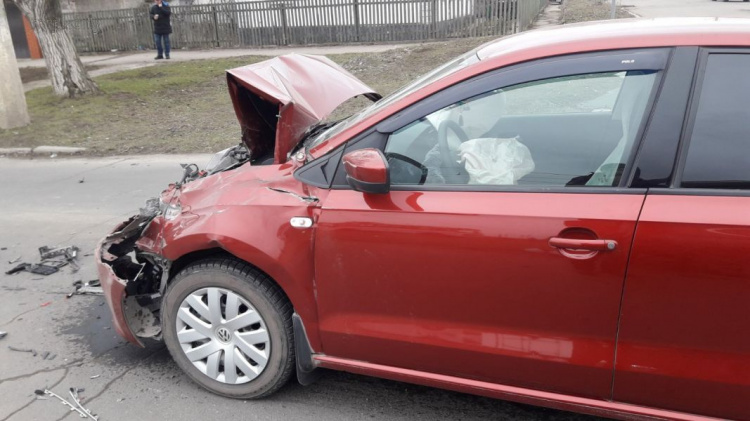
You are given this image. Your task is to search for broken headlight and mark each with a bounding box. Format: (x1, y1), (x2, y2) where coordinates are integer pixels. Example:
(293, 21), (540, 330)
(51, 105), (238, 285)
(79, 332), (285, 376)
(164, 203), (182, 221)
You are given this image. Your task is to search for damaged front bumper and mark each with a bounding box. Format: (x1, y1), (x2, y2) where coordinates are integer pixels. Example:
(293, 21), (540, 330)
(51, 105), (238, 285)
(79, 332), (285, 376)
(96, 204), (169, 347)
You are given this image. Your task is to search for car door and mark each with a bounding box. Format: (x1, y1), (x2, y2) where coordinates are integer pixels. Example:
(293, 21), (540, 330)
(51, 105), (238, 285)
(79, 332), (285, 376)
(313, 49), (668, 399)
(614, 49), (750, 420)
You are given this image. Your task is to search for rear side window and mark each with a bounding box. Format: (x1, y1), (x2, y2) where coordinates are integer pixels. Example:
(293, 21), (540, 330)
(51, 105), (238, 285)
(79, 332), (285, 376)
(681, 54), (750, 189)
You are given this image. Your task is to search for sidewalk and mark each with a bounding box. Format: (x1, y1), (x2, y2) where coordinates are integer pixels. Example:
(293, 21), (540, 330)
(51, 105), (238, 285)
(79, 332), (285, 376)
(530, 1), (562, 30)
(18, 43), (419, 92)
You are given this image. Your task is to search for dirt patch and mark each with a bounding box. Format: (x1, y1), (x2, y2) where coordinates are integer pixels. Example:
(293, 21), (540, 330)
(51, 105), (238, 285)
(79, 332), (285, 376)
(18, 65), (104, 84)
(561, 0), (632, 24)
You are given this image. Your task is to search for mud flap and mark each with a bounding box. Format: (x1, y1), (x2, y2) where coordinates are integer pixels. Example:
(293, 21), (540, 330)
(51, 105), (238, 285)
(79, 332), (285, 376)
(293, 313), (321, 386)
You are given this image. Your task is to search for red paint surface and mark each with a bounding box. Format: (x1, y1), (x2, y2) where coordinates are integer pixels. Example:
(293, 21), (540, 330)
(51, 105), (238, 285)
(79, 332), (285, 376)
(342, 149), (388, 184)
(95, 226), (144, 347)
(315, 190), (645, 399)
(614, 195), (750, 420)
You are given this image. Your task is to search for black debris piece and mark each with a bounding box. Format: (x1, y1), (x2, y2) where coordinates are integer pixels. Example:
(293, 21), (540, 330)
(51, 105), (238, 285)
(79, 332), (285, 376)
(0, 331), (6, 340)
(6, 245), (80, 276)
(5, 263), (62, 276)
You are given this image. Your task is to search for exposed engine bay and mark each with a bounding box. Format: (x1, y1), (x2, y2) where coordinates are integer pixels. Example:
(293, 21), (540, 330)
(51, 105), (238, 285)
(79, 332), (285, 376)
(97, 144), (254, 344)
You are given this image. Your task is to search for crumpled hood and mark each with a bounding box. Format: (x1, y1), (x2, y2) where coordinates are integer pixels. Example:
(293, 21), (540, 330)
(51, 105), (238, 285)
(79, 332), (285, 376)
(173, 161), (318, 213)
(227, 54), (381, 164)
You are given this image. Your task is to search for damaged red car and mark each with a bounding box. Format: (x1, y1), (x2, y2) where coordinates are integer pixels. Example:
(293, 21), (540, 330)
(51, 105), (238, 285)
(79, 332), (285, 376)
(97, 18), (750, 420)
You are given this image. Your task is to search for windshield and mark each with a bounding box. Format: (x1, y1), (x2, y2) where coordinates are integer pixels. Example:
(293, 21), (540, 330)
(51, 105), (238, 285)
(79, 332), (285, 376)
(307, 50), (481, 151)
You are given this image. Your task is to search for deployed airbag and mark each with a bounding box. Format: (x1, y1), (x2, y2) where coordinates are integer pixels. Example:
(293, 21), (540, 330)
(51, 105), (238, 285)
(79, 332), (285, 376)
(458, 137), (535, 185)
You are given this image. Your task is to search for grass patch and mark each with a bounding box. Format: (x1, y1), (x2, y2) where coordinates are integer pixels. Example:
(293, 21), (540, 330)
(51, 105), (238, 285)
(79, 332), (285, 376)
(18, 65), (104, 84)
(1, 38), (488, 155)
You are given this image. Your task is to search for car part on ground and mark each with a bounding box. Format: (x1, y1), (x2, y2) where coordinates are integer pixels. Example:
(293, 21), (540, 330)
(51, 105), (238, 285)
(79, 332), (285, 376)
(67, 280), (104, 298)
(5, 244), (81, 275)
(68, 387), (98, 421)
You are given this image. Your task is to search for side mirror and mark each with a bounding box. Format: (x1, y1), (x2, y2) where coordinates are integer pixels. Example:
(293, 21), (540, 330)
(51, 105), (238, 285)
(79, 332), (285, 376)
(343, 148), (390, 194)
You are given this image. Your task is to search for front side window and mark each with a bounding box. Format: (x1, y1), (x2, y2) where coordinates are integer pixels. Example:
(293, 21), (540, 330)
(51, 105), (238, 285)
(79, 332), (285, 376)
(681, 54), (750, 189)
(384, 70), (658, 187)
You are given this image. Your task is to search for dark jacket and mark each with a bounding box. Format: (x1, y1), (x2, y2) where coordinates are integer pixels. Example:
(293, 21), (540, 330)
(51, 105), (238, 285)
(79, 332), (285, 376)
(150, 3), (172, 35)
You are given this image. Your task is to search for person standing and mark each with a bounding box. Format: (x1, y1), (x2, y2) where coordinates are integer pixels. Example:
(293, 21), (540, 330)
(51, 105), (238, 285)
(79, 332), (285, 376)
(150, 0), (172, 60)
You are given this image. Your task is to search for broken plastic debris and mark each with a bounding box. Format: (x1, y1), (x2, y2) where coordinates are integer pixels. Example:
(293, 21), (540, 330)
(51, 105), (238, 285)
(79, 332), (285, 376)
(9, 345), (55, 359)
(8, 345), (35, 355)
(68, 280), (103, 298)
(0, 331), (6, 340)
(41, 389), (90, 418)
(90, 374), (101, 379)
(39, 245), (79, 261)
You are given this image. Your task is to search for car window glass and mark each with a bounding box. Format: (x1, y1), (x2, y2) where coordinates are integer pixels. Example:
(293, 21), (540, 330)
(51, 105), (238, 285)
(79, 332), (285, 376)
(307, 51), (480, 150)
(384, 70), (657, 187)
(681, 54), (750, 189)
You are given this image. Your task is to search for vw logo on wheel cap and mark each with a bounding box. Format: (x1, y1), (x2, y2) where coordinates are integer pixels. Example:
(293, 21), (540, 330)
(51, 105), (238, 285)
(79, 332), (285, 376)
(216, 327), (232, 343)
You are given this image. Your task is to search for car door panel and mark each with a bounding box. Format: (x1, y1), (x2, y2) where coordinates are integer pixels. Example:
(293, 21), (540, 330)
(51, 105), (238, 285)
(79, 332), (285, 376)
(613, 50), (750, 420)
(613, 194), (750, 419)
(312, 49), (667, 400)
(315, 190), (646, 399)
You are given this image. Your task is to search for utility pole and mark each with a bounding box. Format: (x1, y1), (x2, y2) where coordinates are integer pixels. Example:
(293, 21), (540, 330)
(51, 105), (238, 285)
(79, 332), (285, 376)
(0, 0), (30, 129)
(611, 0), (616, 19)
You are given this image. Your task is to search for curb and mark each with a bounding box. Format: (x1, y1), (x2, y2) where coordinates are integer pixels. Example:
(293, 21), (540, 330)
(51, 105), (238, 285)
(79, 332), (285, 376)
(0, 146), (87, 156)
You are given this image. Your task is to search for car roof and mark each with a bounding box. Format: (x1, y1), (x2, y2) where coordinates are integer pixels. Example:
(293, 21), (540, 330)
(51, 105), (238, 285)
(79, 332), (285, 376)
(308, 18), (750, 159)
(475, 17), (750, 64)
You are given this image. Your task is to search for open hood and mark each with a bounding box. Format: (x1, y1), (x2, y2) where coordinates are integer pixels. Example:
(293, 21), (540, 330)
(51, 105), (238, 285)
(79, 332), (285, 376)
(227, 54), (381, 164)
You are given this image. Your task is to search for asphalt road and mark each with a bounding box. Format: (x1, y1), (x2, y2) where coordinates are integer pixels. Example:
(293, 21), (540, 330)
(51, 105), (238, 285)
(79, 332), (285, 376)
(0, 155), (600, 421)
(625, 0), (750, 17)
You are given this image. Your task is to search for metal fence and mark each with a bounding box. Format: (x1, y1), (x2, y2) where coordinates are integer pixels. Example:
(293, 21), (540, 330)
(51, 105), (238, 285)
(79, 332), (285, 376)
(62, 0), (547, 52)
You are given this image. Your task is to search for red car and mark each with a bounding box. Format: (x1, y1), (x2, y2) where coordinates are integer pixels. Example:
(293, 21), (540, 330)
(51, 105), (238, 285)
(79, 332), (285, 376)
(97, 17), (750, 420)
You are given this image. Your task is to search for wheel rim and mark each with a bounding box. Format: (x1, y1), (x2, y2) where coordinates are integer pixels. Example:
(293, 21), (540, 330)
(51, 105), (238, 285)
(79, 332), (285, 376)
(176, 287), (270, 385)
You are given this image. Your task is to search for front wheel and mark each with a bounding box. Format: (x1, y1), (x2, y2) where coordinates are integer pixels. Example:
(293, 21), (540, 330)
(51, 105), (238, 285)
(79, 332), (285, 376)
(162, 258), (295, 399)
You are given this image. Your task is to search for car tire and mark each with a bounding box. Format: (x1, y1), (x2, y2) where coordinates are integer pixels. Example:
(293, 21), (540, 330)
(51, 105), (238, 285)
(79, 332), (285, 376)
(162, 257), (295, 399)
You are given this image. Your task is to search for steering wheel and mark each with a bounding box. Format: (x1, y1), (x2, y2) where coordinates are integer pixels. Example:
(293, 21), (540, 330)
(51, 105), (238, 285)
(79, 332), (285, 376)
(437, 120), (469, 173)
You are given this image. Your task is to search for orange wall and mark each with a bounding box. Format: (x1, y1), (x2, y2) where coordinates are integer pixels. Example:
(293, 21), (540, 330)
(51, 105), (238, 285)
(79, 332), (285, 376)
(21, 15), (42, 59)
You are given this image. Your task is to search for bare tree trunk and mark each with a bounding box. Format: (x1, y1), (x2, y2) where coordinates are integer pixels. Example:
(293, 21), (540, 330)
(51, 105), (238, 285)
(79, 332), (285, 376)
(12, 0), (100, 97)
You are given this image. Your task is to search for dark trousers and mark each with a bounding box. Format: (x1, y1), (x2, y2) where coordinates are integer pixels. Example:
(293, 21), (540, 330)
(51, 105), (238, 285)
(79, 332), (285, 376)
(154, 33), (171, 57)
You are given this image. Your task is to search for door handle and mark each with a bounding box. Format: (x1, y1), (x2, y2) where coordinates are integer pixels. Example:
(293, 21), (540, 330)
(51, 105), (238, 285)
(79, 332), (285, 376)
(549, 238), (617, 251)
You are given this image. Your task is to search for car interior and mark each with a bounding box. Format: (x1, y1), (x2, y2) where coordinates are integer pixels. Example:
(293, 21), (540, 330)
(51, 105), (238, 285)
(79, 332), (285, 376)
(385, 70), (658, 188)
